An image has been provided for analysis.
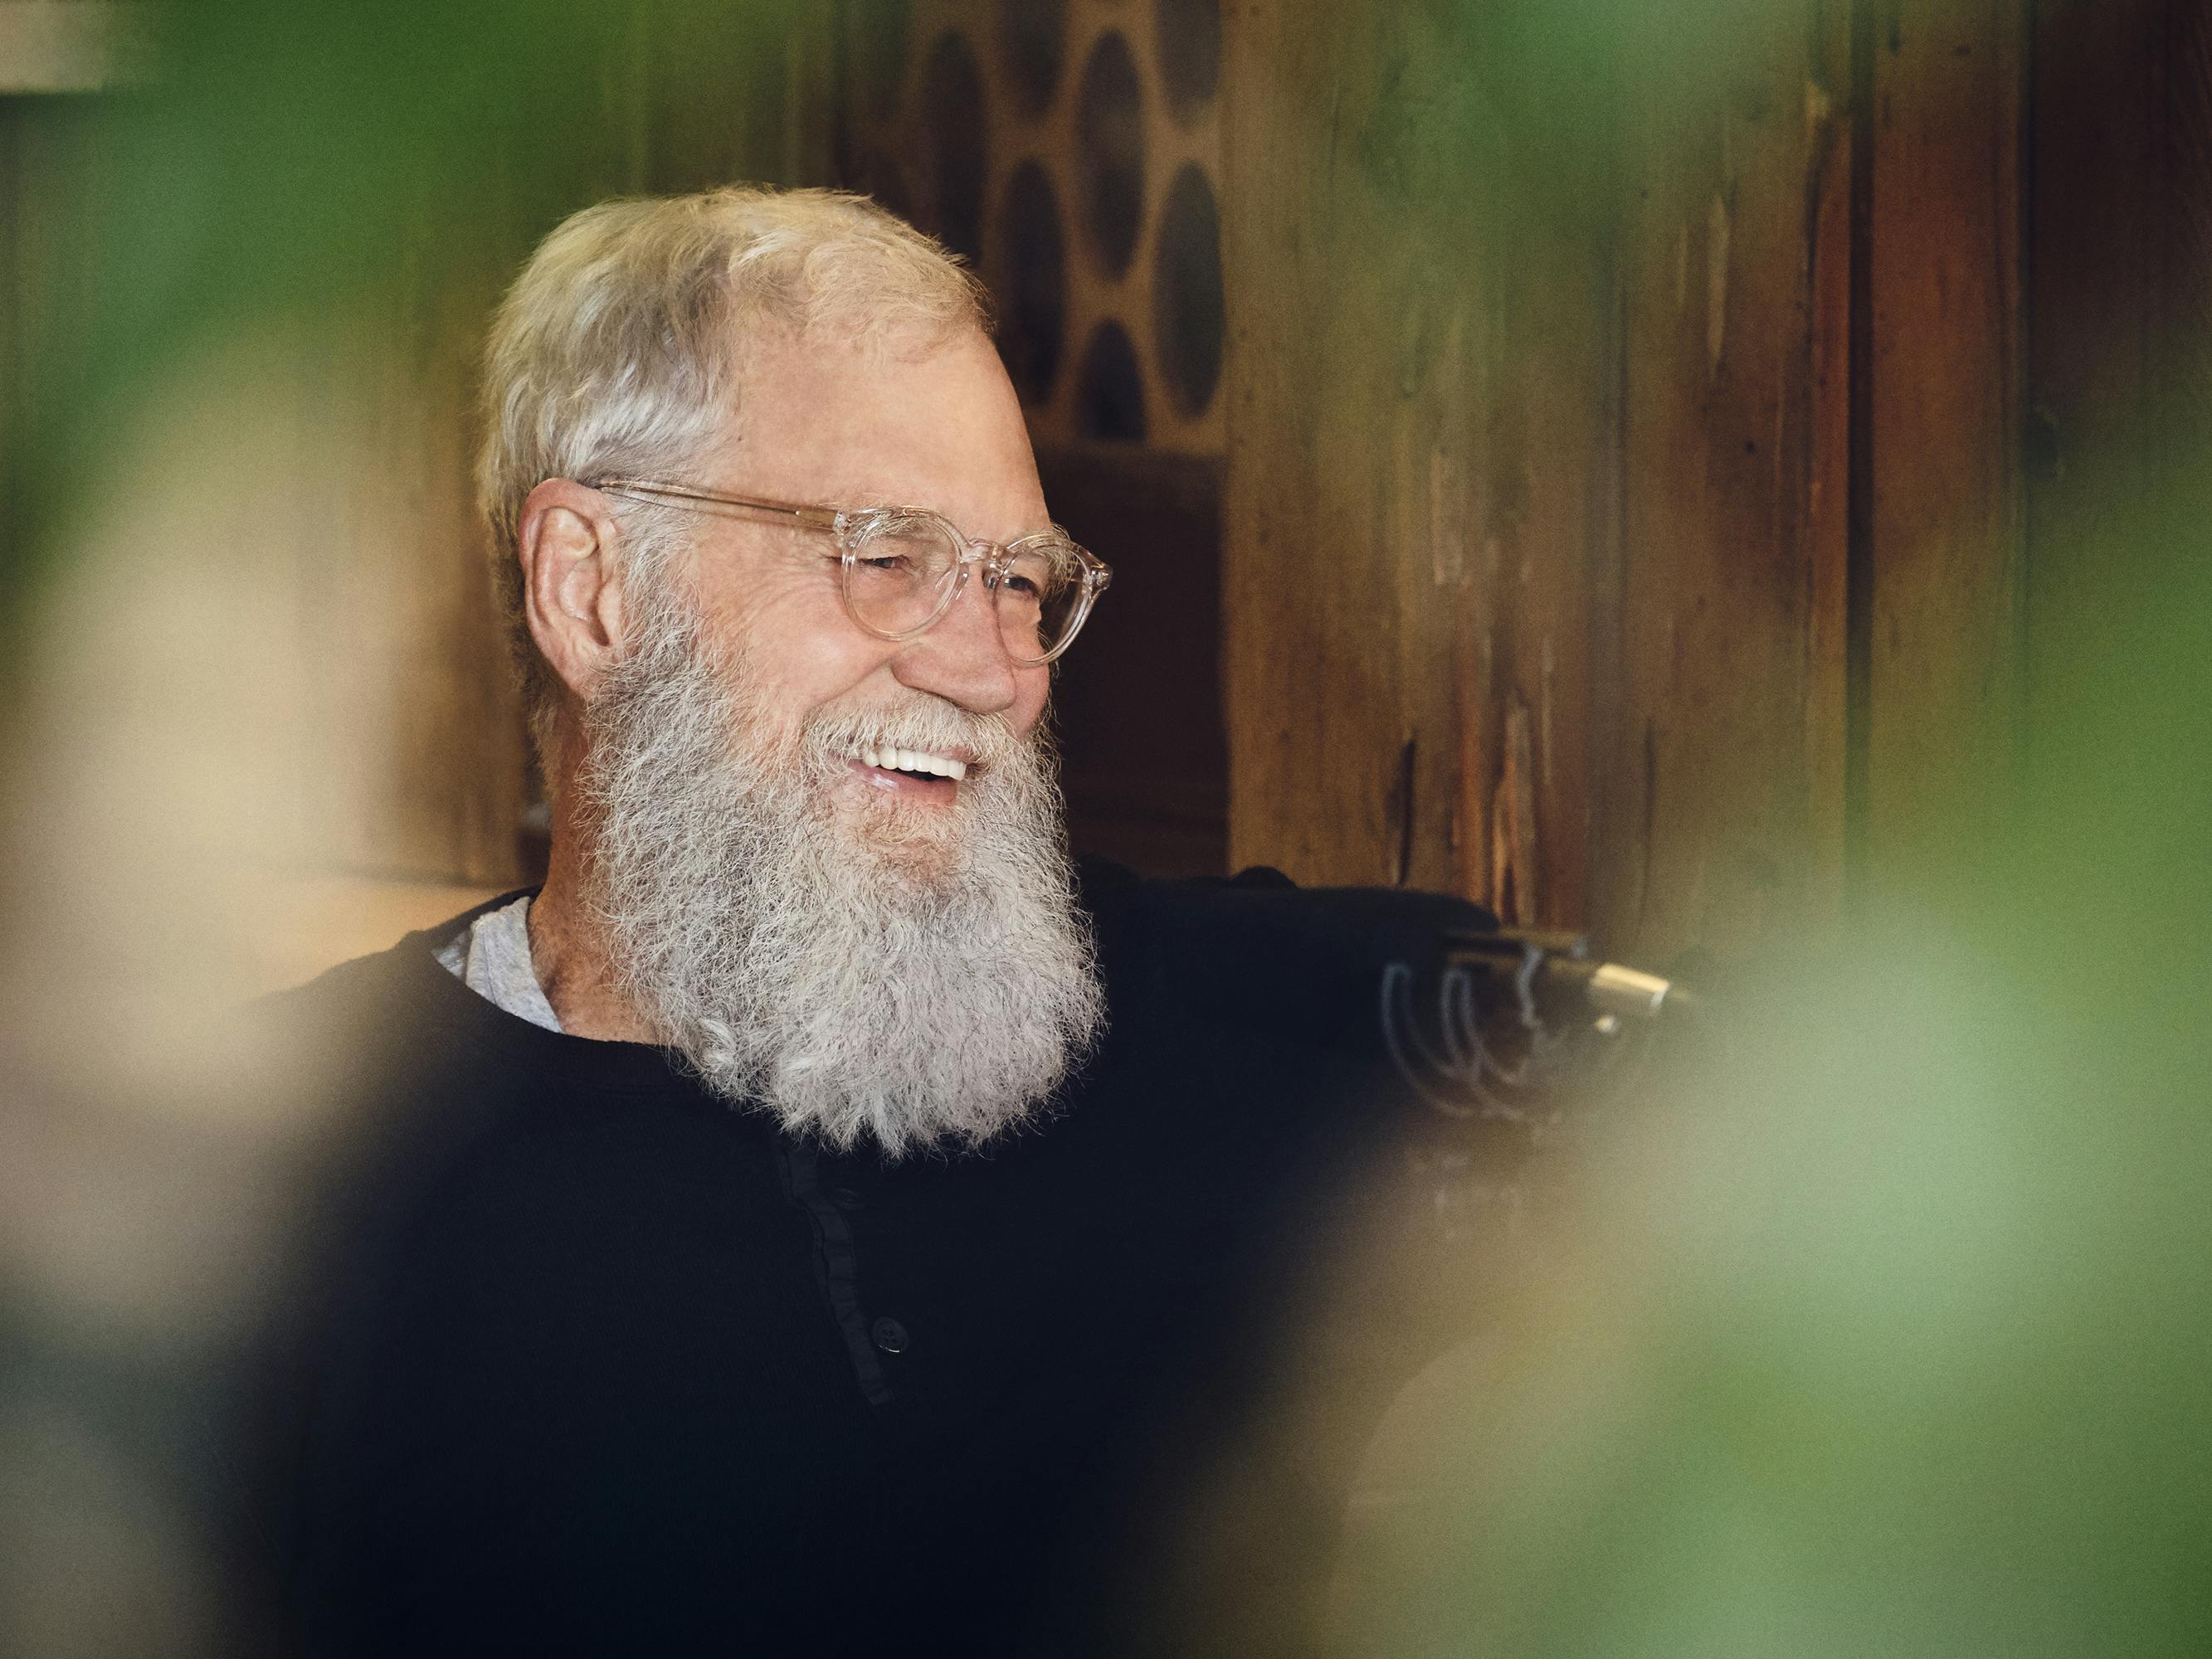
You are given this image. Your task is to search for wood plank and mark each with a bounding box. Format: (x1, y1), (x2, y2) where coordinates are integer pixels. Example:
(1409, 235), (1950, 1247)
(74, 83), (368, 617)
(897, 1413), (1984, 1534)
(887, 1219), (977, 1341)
(1219, 2), (1620, 918)
(1608, 2), (1854, 961)
(1864, 0), (2026, 869)
(285, 246), (529, 891)
(1220, 0), (1430, 888)
(1446, 206), (1619, 928)
(1221, 0), (1851, 963)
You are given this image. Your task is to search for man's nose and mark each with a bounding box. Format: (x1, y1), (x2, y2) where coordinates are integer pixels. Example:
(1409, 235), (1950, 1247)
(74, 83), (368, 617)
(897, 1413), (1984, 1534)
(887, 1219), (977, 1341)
(887, 567), (1018, 715)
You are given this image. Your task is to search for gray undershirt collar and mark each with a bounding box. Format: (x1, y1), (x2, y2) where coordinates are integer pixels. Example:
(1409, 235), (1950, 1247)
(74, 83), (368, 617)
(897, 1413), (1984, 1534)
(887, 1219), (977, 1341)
(434, 893), (564, 1034)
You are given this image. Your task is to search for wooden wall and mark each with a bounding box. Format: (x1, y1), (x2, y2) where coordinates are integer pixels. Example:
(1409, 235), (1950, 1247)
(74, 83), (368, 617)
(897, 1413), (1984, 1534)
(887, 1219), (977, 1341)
(1222, 1), (1855, 959)
(14, 1), (2200, 980)
(1220, 0), (2198, 965)
(1862, 0), (2027, 878)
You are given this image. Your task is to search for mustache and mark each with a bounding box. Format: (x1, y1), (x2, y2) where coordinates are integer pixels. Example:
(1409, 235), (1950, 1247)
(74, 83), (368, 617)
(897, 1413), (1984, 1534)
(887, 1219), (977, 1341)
(800, 699), (1031, 772)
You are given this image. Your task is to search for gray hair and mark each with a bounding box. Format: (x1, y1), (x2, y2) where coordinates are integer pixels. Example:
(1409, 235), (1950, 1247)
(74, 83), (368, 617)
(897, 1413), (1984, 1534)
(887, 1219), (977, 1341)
(475, 185), (993, 769)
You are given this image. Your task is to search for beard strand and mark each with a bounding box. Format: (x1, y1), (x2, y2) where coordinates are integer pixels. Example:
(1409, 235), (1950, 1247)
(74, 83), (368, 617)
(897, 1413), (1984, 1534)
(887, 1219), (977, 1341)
(576, 591), (1105, 1158)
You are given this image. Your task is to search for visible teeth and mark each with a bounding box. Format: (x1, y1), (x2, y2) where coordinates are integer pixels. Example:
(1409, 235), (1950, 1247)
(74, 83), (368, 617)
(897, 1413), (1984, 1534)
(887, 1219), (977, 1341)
(853, 742), (967, 781)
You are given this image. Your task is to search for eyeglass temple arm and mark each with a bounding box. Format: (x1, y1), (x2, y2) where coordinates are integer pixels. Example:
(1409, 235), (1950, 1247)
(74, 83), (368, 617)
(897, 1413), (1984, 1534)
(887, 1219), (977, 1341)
(595, 479), (1110, 597)
(588, 479), (840, 533)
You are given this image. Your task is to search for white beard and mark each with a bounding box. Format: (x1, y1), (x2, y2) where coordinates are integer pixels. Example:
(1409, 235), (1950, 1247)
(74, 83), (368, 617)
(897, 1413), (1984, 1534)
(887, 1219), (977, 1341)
(576, 589), (1106, 1158)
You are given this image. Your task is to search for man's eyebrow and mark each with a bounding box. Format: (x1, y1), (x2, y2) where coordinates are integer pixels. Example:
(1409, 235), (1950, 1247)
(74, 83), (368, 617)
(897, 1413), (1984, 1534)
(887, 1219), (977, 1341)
(810, 488), (1061, 542)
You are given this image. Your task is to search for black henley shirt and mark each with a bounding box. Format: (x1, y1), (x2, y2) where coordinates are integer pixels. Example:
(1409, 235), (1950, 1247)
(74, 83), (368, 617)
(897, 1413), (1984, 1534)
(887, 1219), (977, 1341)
(259, 860), (1501, 1657)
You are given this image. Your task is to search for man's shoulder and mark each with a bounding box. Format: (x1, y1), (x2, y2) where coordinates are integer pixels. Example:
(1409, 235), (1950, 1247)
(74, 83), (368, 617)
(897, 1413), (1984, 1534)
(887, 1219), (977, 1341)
(261, 934), (422, 1024)
(247, 896), (548, 1162)
(258, 889), (524, 1032)
(1078, 854), (1498, 971)
(1077, 854), (1498, 1055)
(252, 939), (436, 1078)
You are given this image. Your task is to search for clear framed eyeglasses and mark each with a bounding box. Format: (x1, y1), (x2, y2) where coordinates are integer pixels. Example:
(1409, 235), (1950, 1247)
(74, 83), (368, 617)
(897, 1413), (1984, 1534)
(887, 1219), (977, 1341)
(586, 477), (1113, 666)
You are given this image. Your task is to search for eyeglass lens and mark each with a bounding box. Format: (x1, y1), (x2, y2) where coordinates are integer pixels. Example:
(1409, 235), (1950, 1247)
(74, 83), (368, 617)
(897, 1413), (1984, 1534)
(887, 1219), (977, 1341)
(841, 515), (1088, 661)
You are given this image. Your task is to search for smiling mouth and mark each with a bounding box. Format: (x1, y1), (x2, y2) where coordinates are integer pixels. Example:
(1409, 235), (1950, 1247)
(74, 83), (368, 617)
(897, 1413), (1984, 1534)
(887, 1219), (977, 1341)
(840, 743), (973, 796)
(844, 742), (970, 782)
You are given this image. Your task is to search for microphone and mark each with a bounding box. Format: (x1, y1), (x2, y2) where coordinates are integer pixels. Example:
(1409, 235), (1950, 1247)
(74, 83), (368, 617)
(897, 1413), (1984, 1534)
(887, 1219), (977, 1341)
(1080, 862), (1700, 1126)
(1381, 929), (1702, 1122)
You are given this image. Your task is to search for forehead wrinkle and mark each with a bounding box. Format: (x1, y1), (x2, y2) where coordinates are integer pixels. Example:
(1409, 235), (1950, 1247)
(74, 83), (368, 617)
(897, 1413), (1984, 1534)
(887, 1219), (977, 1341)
(714, 330), (1050, 541)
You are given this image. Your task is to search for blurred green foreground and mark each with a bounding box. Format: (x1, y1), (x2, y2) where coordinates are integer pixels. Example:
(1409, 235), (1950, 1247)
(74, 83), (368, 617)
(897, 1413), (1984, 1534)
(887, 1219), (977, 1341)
(1, 2), (2207, 1655)
(1331, 513), (2212, 1657)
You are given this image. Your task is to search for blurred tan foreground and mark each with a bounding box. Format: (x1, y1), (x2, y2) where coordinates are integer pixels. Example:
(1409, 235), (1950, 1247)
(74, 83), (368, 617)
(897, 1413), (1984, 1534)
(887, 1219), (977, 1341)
(2, 1), (2210, 1652)
(0, 330), (509, 1655)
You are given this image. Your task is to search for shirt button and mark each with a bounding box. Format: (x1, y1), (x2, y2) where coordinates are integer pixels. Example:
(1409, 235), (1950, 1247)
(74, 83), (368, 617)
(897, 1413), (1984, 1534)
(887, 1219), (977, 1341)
(870, 1316), (909, 1355)
(828, 1186), (866, 1211)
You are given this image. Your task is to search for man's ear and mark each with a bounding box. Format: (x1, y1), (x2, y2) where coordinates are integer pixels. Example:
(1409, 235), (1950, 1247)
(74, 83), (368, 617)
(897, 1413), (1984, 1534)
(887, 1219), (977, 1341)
(518, 479), (630, 703)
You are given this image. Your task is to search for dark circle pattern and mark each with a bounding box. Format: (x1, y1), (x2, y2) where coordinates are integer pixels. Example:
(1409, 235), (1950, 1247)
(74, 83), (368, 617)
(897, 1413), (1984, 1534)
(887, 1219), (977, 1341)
(1153, 163), (1224, 416)
(1153, 0), (1220, 121)
(992, 0), (1067, 117)
(1076, 320), (1147, 442)
(996, 161), (1068, 406)
(923, 30), (989, 265)
(1075, 31), (1145, 279)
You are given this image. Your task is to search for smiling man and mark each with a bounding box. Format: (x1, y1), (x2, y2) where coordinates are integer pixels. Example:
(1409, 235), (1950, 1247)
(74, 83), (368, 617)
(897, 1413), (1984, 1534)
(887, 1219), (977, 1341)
(485, 199), (1104, 1154)
(268, 187), (1497, 1658)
